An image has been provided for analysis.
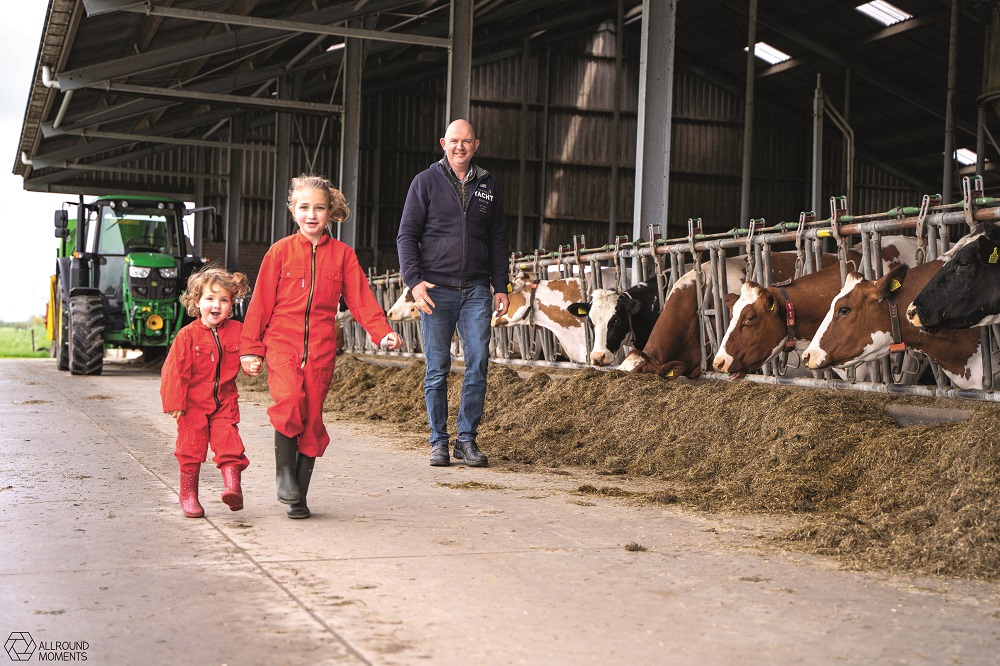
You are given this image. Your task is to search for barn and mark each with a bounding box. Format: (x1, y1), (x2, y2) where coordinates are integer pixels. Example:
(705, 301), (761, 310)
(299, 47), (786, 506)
(8, 3), (1000, 660)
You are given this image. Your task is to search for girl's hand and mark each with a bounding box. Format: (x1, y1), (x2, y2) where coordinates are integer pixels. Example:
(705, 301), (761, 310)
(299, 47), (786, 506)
(169, 410), (184, 421)
(241, 355), (264, 376)
(380, 332), (403, 350)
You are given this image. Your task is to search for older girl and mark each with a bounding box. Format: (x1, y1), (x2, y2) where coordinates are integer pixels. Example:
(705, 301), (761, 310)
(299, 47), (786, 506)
(240, 174), (401, 519)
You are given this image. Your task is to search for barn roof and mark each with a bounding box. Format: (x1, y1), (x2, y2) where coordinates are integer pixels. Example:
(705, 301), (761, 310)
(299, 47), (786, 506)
(13, 0), (998, 199)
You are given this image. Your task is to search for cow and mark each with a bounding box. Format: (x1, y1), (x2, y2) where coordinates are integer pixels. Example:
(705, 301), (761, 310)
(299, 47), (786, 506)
(907, 223), (1000, 332)
(801, 262), (987, 389)
(618, 252), (803, 378)
(387, 286), (420, 322)
(493, 275), (590, 363)
(713, 237), (920, 378)
(566, 282), (660, 366)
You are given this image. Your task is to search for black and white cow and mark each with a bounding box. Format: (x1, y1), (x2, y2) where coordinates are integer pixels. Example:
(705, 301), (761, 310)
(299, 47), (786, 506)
(907, 224), (1000, 332)
(567, 282), (660, 366)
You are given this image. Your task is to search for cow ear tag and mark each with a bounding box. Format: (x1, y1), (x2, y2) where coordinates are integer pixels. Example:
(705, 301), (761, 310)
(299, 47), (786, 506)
(769, 300), (776, 312)
(990, 247), (999, 264)
(889, 279), (902, 292)
(507, 282), (513, 293)
(569, 305), (587, 316)
(666, 369), (675, 377)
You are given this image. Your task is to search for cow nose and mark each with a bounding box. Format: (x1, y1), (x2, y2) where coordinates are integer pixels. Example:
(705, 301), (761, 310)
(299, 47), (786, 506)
(713, 356), (726, 372)
(906, 304), (920, 325)
(590, 351), (610, 366)
(801, 351), (813, 367)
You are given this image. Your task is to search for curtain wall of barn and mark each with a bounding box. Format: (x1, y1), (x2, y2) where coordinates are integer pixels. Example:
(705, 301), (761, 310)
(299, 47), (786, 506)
(181, 21), (923, 287)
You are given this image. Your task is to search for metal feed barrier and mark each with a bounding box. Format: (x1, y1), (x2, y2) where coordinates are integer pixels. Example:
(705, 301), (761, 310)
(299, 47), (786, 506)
(341, 176), (1000, 402)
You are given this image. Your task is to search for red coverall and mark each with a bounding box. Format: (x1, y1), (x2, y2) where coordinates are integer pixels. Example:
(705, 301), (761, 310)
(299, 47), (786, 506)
(240, 231), (393, 457)
(160, 318), (250, 475)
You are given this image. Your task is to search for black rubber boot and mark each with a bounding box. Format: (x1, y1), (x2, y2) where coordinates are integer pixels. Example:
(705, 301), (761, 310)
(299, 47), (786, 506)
(274, 431), (301, 504)
(287, 454), (315, 519)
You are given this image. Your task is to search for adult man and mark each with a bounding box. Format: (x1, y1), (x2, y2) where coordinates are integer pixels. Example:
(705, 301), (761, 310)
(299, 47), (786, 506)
(396, 119), (510, 467)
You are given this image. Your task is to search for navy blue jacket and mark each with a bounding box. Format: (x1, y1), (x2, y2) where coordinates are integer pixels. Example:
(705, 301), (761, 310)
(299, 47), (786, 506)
(396, 160), (508, 294)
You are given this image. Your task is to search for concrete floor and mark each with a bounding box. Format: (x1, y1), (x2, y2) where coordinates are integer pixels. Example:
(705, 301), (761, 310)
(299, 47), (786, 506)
(2, 356), (999, 665)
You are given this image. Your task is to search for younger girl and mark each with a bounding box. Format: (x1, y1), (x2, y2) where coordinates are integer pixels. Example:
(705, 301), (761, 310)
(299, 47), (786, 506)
(161, 265), (252, 518)
(240, 174), (402, 519)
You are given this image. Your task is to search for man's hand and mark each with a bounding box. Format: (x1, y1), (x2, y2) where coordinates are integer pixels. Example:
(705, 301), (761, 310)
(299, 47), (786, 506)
(412, 281), (436, 315)
(493, 293), (510, 317)
(168, 410), (184, 421)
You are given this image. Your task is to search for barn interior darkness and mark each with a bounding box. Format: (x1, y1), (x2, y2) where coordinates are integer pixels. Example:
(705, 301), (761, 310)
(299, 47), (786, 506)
(14, 0), (1000, 283)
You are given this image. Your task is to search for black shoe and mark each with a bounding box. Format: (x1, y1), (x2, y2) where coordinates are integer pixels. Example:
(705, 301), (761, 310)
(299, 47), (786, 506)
(429, 443), (451, 467)
(454, 440), (488, 467)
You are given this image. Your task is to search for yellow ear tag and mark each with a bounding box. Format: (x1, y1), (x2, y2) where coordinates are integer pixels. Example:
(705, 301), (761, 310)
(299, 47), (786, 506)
(769, 301), (776, 312)
(507, 282), (513, 293)
(666, 369), (675, 377)
(990, 247), (999, 264)
(889, 279), (901, 292)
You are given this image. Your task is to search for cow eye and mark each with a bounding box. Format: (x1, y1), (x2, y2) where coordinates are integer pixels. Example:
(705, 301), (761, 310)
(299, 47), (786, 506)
(744, 314), (756, 324)
(837, 306), (851, 317)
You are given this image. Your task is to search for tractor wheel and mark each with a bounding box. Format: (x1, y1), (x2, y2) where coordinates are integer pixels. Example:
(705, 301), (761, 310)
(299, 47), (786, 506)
(54, 277), (70, 371)
(68, 294), (106, 376)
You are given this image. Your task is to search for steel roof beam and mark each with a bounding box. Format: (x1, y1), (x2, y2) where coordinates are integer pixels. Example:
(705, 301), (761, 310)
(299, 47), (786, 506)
(57, 0), (423, 91)
(40, 123), (274, 153)
(92, 82), (343, 116)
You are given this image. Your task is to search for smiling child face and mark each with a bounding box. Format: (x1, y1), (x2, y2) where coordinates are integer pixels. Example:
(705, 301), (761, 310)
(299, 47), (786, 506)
(198, 283), (233, 328)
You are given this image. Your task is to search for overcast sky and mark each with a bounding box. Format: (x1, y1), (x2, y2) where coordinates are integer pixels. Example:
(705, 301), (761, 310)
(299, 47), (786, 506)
(0, 5), (80, 322)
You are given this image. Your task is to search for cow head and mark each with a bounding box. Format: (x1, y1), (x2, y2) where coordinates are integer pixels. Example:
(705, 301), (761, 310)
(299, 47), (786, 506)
(387, 286), (420, 322)
(619, 350), (687, 379)
(713, 281), (788, 378)
(568, 289), (641, 366)
(907, 225), (1000, 331)
(802, 264), (908, 370)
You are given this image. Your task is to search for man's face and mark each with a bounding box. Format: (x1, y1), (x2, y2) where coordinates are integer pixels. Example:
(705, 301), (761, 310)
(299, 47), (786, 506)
(440, 123), (479, 174)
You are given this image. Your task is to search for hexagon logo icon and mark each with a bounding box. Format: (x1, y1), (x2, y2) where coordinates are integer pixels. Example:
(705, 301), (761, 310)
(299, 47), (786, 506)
(4, 632), (36, 661)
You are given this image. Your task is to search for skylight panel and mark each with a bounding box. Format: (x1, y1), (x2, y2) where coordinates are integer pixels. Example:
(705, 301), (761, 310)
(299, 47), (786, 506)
(856, 1), (912, 27)
(955, 148), (978, 166)
(749, 42), (791, 65)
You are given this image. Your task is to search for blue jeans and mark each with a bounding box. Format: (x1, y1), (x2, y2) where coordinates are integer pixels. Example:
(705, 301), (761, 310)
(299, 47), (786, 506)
(421, 284), (492, 446)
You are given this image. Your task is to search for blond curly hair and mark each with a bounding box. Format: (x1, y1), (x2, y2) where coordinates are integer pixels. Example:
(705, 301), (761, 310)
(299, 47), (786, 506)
(181, 264), (251, 317)
(287, 173), (350, 227)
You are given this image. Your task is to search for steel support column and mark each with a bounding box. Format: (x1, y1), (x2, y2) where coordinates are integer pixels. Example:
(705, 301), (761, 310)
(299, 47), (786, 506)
(340, 20), (364, 248)
(271, 111), (292, 245)
(812, 75), (824, 215)
(447, 0), (473, 124)
(942, 0), (959, 204)
(739, 0), (757, 227)
(632, 0), (675, 252)
(225, 116), (244, 272)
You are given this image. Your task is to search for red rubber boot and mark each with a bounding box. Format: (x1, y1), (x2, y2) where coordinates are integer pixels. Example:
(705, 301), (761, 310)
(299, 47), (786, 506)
(179, 471), (205, 518)
(221, 465), (244, 511)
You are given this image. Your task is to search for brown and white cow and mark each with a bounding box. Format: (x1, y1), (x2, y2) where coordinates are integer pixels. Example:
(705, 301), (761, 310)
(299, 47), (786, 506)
(801, 262), (988, 389)
(387, 286), (420, 322)
(493, 275), (590, 363)
(713, 236), (920, 378)
(619, 253), (802, 378)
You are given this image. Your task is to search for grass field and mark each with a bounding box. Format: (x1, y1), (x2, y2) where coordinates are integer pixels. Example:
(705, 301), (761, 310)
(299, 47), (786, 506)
(0, 326), (52, 358)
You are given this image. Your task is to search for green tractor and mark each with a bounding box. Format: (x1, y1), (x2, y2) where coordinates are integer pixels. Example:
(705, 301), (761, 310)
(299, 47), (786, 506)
(47, 195), (214, 375)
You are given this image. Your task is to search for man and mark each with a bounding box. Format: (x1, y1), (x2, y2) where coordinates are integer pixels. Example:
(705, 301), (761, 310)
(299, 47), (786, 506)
(396, 119), (510, 467)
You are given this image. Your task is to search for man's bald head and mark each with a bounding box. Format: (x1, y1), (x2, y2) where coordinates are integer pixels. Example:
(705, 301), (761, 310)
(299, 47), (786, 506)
(440, 118), (480, 178)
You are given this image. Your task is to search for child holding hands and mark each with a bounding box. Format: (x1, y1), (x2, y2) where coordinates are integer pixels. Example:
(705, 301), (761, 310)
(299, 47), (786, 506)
(161, 265), (252, 518)
(240, 174), (402, 519)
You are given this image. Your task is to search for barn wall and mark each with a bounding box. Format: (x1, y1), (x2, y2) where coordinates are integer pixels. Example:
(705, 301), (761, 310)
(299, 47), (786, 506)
(181, 22), (926, 284)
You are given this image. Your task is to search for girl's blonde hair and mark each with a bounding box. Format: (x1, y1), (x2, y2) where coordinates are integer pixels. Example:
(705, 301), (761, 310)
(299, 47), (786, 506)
(287, 174), (350, 226)
(181, 264), (251, 317)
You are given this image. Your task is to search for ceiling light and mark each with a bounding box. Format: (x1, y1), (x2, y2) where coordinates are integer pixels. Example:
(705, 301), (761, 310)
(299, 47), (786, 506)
(856, 1), (912, 27)
(747, 42), (791, 65)
(955, 148), (978, 166)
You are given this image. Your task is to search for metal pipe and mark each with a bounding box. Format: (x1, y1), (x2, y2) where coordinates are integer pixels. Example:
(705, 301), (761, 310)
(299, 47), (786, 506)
(739, 0), (757, 226)
(942, 0), (959, 204)
(812, 75), (823, 214)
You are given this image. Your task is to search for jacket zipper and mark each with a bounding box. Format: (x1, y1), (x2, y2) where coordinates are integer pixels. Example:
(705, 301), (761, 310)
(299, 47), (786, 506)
(301, 245), (317, 368)
(210, 327), (222, 412)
